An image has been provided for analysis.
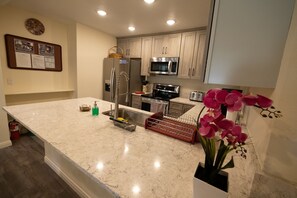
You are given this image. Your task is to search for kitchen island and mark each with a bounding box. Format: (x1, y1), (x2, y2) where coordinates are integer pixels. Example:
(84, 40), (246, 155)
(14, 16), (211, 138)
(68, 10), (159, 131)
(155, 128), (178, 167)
(3, 98), (260, 197)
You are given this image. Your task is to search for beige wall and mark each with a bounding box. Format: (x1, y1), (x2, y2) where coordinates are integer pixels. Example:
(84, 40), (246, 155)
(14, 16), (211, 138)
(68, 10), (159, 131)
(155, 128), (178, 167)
(0, 5), (75, 104)
(0, 57), (11, 148)
(76, 23), (116, 99)
(247, 2), (297, 185)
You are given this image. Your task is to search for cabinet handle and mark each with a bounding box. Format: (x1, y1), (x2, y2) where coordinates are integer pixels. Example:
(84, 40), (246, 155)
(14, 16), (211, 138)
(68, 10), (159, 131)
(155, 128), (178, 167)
(188, 68), (191, 77)
(162, 47), (164, 54)
(192, 68), (195, 76)
(165, 47), (167, 54)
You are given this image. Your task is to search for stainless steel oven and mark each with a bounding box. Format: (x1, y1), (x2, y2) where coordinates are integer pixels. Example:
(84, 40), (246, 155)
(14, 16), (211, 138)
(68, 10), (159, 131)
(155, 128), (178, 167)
(141, 83), (180, 115)
(141, 97), (169, 115)
(149, 57), (179, 75)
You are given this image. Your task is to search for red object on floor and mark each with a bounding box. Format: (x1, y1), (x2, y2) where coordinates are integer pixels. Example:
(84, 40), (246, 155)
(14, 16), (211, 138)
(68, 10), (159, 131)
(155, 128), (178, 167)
(9, 120), (20, 140)
(10, 131), (20, 140)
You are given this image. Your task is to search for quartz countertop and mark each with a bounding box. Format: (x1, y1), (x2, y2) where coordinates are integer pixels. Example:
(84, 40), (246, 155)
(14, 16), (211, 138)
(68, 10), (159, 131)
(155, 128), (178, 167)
(170, 97), (202, 106)
(3, 97), (261, 197)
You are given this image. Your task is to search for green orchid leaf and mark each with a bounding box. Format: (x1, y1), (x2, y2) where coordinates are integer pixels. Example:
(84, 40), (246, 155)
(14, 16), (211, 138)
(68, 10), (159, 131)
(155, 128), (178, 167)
(222, 156), (234, 169)
(214, 140), (228, 169)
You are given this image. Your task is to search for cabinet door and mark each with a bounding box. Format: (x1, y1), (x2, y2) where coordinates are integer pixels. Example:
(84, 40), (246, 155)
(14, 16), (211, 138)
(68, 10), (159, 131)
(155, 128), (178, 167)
(178, 32), (196, 78)
(192, 31), (206, 80)
(128, 38), (142, 58)
(152, 35), (166, 57)
(117, 39), (129, 57)
(141, 37), (152, 76)
(166, 33), (181, 57)
(132, 95), (142, 109)
(204, 0), (294, 88)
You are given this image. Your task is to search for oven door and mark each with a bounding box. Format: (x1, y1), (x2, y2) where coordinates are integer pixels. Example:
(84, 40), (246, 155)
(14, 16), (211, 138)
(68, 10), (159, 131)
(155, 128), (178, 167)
(141, 97), (151, 112)
(141, 97), (169, 115)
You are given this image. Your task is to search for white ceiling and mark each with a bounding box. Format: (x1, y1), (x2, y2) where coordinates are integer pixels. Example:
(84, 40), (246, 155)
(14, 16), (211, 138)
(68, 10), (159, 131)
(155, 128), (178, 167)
(2, 0), (211, 37)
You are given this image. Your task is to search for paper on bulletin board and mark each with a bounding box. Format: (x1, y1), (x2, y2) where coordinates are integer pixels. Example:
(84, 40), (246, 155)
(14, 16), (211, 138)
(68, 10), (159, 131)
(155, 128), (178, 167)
(44, 56), (55, 68)
(15, 52), (32, 68)
(32, 54), (45, 69)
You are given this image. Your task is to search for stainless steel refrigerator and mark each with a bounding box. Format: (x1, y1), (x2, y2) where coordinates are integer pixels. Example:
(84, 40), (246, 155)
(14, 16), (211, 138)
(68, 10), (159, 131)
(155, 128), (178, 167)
(103, 58), (142, 106)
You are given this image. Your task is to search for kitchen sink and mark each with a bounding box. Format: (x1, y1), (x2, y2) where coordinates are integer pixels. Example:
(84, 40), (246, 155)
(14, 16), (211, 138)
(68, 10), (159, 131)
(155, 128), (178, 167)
(102, 108), (150, 127)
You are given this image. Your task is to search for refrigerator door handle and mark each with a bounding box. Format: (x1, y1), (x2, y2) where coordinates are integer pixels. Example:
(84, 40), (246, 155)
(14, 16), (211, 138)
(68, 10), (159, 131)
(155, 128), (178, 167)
(110, 67), (115, 102)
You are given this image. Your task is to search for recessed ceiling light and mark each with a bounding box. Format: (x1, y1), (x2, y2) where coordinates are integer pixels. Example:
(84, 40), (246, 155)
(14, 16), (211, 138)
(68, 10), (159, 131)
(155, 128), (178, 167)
(97, 10), (107, 16)
(166, 19), (176, 26)
(128, 26), (135, 31)
(144, 0), (155, 4)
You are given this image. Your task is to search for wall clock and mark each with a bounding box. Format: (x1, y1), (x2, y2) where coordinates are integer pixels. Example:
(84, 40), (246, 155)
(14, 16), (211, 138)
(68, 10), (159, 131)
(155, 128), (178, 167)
(25, 18), (45, 35)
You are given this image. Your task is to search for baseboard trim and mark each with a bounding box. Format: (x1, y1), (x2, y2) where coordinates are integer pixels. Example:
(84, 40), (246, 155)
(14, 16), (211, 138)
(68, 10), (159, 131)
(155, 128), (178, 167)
(0, 140), (12, 149)
(44, 156), (89, 198)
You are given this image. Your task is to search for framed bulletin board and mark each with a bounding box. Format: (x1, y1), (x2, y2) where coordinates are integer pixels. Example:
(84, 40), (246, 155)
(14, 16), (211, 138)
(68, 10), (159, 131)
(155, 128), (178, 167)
(4, 34), (62, 72)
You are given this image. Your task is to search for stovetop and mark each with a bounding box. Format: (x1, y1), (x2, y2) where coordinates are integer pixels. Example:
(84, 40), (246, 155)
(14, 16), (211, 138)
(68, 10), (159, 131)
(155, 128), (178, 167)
(141, 83), (180, 101)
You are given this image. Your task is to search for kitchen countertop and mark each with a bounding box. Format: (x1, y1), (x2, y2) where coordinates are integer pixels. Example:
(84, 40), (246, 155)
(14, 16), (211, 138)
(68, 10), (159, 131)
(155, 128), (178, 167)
(3, 97), (261, 197)
(170, 97), (202, 106)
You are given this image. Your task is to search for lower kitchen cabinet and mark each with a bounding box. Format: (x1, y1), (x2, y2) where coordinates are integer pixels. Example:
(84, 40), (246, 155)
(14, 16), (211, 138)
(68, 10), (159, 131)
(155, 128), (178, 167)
(169, 102), (194, 118)
(132, 95), (142, 109)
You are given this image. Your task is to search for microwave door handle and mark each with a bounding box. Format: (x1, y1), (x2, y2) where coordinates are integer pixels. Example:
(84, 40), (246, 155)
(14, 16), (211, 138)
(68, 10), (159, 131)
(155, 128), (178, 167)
(168, 61), (172, 73)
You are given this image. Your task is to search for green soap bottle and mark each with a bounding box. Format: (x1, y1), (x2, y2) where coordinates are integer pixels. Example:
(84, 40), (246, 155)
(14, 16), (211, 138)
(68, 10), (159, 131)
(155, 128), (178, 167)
(92, 101), (99, 116)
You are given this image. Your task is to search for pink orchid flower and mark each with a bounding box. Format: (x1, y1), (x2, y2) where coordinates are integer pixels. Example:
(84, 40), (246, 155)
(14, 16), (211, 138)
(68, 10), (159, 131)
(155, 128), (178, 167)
(225, 91), (243, 112)
(199, 125), (218, 138)
(215, 89), (229, 104)
(256, 95), (273, 108)
(203, 89), (221, 109)
(242, 95), (257, 106)
(216, 119), (234, 130)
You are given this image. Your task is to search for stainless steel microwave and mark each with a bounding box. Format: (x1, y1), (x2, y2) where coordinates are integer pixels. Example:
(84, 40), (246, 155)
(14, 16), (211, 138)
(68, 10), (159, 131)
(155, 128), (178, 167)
(149, 57), (179, 75)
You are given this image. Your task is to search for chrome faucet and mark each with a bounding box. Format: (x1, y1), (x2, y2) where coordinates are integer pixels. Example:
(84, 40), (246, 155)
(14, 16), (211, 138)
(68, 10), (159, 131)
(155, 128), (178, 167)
(114, 71), (129, 119)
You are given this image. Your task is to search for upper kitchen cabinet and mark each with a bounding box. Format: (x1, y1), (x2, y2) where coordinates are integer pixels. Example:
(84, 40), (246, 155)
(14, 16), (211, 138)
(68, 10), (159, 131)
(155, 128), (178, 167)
(178, 32), (196, 78)
(140, 37), (153, 76)
(178, 31), (206, 80)
(152, 33), (181, 57)
(204, 0), (295, 88)
(117, 37), (142, 58)
(192, 31), (206, 80)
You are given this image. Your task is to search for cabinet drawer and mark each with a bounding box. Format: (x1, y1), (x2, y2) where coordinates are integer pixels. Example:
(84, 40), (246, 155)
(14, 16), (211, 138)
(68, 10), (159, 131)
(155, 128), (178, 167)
(132, 102), (141, 109)
(132, 95), (141, 102)
(170, 102), (183, 111)
(132, 95), (141, 109)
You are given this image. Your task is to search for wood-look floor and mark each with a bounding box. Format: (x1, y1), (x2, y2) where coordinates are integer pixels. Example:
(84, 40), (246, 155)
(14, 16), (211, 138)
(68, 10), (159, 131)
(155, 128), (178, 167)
(0, 134), (80, 198)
